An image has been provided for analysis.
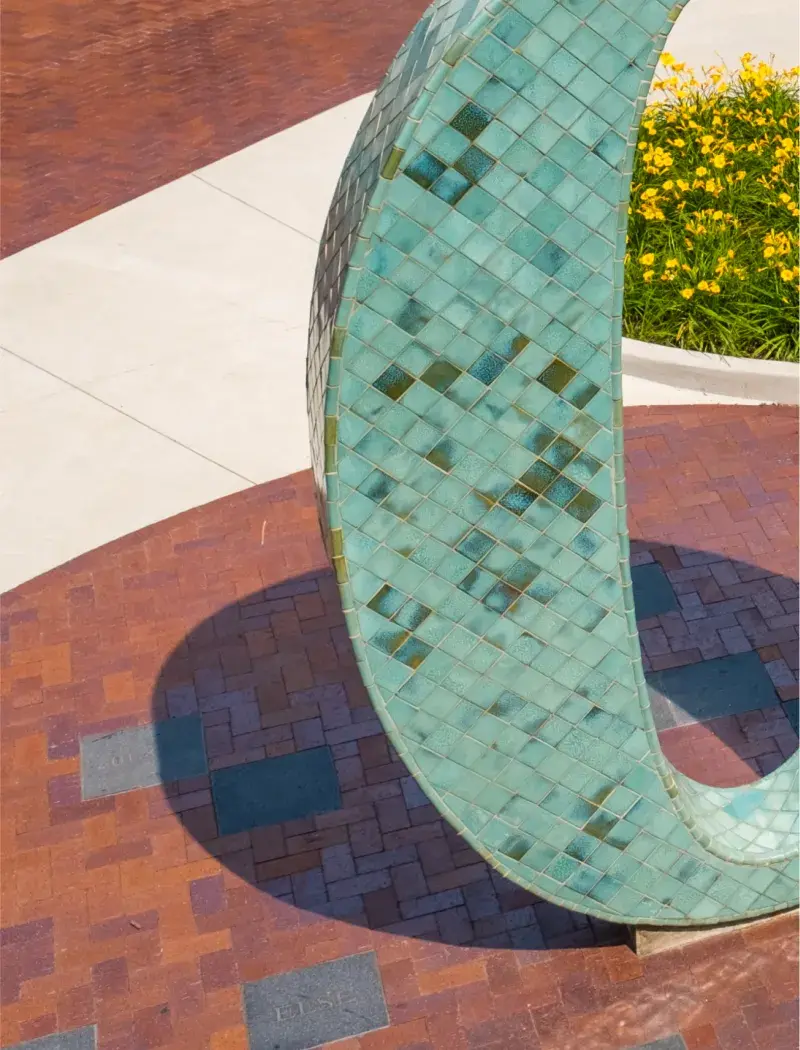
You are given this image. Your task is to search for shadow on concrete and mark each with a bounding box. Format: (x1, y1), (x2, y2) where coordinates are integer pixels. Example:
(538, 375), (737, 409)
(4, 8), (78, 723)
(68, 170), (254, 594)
(151, 544), (796, 948)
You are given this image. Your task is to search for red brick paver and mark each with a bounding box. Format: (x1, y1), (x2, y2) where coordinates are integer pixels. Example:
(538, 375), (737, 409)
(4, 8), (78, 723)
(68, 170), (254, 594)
(0, 0), (428, 257)
(1, 405), (797, 1049)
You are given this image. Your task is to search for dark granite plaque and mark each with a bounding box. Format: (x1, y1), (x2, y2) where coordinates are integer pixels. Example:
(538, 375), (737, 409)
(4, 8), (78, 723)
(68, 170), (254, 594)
(9, 1026), (96, 1050)
(631, 1036), (688, 1050)
(81, 716), (207, 798)
(243, 951), (388, 1050)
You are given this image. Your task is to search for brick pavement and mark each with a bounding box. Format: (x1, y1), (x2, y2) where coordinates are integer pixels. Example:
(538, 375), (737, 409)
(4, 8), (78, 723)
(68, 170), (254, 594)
(0, 0), (428, 257)
(1, 404), (797, 1049)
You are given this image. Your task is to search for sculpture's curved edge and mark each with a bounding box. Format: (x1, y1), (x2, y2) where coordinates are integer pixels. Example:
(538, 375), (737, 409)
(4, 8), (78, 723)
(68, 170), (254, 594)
(601, 9), (800, 873)
(307, 0), (799, 926)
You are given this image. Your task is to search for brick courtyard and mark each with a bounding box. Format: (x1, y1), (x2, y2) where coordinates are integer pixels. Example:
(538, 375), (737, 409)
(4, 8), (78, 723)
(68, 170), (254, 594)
(1, 404), (798, 1050)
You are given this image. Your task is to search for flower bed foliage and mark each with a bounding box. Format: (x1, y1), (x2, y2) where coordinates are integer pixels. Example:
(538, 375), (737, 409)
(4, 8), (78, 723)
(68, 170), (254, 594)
(623, 54), (799, 361)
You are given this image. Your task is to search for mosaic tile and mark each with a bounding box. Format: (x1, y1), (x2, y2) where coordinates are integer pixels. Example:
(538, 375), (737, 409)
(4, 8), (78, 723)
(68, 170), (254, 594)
(306, 0), (799, 927)
(243, 952), (388, 1050)
(211, 747), (341, 836)
(80, 716), (207, 799)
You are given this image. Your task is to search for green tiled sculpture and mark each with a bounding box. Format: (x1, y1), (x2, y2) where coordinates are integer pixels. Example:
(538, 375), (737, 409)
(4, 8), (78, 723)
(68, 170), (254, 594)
(306, 0), (798, 924)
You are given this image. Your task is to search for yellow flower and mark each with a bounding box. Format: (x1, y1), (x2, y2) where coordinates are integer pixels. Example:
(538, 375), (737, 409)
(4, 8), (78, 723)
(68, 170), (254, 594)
(639, 253), (655, 265)
(709, 282), (720, 294)
(666, 259), (679, 269)
(711, 155), (727, 168)
(695, 166), (708, 176)
(712, 210), (723, 220)
(680, 288), (695, 300)
(697, 280), (710, 291)
(701, 134), (714, 146)
(763, 246), (776, 258)
(780, 269), (794, 281)
(643, 270), (655, 282)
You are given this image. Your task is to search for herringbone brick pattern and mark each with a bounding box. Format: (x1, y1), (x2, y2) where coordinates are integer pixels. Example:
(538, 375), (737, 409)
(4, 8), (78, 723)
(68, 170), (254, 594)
(634, 550), (798, 684)
(1, 405), (797, 1049)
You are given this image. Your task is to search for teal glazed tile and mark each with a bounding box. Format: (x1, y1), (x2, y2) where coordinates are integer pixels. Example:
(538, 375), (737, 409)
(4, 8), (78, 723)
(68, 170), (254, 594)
(306, 0), (799, 929)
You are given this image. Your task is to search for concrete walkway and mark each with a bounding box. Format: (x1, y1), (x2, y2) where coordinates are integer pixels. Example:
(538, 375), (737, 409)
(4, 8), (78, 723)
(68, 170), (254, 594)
(1, 0), (798, 593)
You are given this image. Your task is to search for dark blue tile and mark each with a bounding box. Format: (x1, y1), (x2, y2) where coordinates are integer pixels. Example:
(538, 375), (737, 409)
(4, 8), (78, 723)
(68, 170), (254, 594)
(8, 1027), (96, 1050)
(783, 698), (799, 734)
(211, 747), (341, 836)
(631, 562), (679, 621)
(244, 952), (387, 1050)
(647, 651), (780, 725)
(155, 716), (208, 783)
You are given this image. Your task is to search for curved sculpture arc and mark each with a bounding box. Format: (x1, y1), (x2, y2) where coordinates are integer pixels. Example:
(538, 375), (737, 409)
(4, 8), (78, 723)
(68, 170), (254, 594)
(306, 0), (799, 925)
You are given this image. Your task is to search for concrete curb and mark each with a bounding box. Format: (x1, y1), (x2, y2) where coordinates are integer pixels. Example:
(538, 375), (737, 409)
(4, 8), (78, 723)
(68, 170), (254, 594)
(622, 337), (800, 405)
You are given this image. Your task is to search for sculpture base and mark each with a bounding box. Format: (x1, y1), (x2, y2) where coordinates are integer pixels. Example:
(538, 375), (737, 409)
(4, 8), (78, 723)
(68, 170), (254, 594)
(629, 907), (798, 956)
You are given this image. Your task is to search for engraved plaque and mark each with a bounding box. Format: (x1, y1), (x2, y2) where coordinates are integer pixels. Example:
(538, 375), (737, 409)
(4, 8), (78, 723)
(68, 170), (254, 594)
(243, 952), (388, 1050)
(80, 716), (206, 798)
(9, 1025), (96, 1050)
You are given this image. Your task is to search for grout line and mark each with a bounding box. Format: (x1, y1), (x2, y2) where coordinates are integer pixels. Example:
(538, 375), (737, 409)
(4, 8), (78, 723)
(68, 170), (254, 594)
(190, 173), (318, 243)
(0, 343), (258, 486)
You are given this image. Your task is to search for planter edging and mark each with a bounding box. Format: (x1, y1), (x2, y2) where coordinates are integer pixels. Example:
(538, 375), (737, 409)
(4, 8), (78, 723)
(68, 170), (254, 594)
(622, 337), (800, 405)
